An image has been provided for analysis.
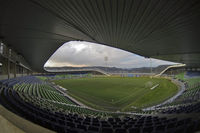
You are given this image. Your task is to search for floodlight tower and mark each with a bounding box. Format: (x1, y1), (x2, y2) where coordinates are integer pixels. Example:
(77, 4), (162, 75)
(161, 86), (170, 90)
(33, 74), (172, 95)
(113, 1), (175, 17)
(104, 56), (108, 72)
(150, 58), (153, 78)
(150, 58), (152, 74)
(104, 56), (108, 67)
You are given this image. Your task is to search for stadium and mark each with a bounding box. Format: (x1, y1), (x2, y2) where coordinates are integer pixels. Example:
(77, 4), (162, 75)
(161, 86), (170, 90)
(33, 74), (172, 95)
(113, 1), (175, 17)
(0, 0), (200, 133)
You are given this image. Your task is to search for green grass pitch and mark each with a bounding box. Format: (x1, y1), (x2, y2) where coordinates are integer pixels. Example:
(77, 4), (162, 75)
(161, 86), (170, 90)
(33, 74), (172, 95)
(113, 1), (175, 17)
(54, 77), (178, 112)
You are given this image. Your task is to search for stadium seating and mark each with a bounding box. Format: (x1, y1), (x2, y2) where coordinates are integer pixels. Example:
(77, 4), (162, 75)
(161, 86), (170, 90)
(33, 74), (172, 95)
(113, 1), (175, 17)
(0, 76), (200, 133)
(186, 71), (200, 77)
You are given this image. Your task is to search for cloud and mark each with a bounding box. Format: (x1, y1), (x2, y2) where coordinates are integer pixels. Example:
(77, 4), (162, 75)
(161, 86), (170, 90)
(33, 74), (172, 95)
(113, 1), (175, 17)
(44, 41), (178, 68)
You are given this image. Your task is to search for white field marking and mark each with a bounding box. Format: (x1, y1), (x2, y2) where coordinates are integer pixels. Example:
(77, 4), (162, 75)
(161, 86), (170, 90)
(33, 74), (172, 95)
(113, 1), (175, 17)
(58, 85), (67, 91)
(150, 84), (159, 90)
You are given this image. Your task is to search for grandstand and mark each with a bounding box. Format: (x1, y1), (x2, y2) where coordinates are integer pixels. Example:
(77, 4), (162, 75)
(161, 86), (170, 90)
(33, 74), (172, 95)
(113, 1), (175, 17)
(1, 0), (200, 133)
(1, 75), (200, 133)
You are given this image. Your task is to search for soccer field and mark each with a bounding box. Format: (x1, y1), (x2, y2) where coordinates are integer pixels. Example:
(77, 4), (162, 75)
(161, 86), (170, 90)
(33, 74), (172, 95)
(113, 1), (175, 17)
(54, 77), (178, 112)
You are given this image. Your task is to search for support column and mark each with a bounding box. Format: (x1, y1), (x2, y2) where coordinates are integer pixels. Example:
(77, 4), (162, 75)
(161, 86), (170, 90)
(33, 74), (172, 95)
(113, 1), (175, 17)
(22, 66), (23, 77)
(0, 58), (8, 80)
(1, 57), (10, 79)
(27, 69), (30, 75)
(14, 62), (16, 78)
(7, 58), (10, 79)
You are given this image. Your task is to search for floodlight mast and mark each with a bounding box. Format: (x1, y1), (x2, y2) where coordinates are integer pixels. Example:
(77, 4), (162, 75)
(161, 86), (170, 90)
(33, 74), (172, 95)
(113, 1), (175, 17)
(104, 56), (108, 67)
(145, 56), (153, 76)
(104, 56), (108, 73)
(150, 58), (152, 74)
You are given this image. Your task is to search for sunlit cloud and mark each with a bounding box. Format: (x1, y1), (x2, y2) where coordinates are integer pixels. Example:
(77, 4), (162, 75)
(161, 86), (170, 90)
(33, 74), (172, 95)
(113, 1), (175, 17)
(44, 41), (178, 68)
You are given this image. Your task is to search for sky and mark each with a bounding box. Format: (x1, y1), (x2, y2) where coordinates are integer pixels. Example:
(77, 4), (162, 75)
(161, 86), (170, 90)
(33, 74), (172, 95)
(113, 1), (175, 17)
(44, 41), (178, 68)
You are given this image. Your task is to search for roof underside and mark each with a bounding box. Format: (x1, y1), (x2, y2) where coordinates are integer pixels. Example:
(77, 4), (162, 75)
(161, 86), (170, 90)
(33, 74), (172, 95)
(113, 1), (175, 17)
(1, 0), (200, 72)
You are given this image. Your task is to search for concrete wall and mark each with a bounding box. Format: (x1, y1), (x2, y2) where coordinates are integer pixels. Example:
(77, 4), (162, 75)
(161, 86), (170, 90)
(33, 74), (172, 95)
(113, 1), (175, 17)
(0, 115), (25, 133)
(0, 105), (55, 133)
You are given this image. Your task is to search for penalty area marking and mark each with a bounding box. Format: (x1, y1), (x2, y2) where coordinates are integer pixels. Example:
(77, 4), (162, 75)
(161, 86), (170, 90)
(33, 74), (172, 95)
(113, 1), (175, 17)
(150, 84), (159, 90)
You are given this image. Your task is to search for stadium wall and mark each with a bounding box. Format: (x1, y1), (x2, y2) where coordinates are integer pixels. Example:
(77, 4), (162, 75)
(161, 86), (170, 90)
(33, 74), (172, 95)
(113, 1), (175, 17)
(0, 105), (55, 133)
(0, 42), (32, 80)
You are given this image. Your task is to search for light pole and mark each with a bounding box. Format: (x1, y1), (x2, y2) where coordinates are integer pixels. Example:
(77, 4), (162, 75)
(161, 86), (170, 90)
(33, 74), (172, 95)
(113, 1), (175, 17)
(150, 58), (152, 74)
(104, 56), (108, 72)
(150, 58), (152, 78)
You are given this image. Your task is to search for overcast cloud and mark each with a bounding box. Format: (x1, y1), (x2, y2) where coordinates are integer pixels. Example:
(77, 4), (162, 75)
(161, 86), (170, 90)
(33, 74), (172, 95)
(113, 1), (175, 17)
(44, 41), (177, 68)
